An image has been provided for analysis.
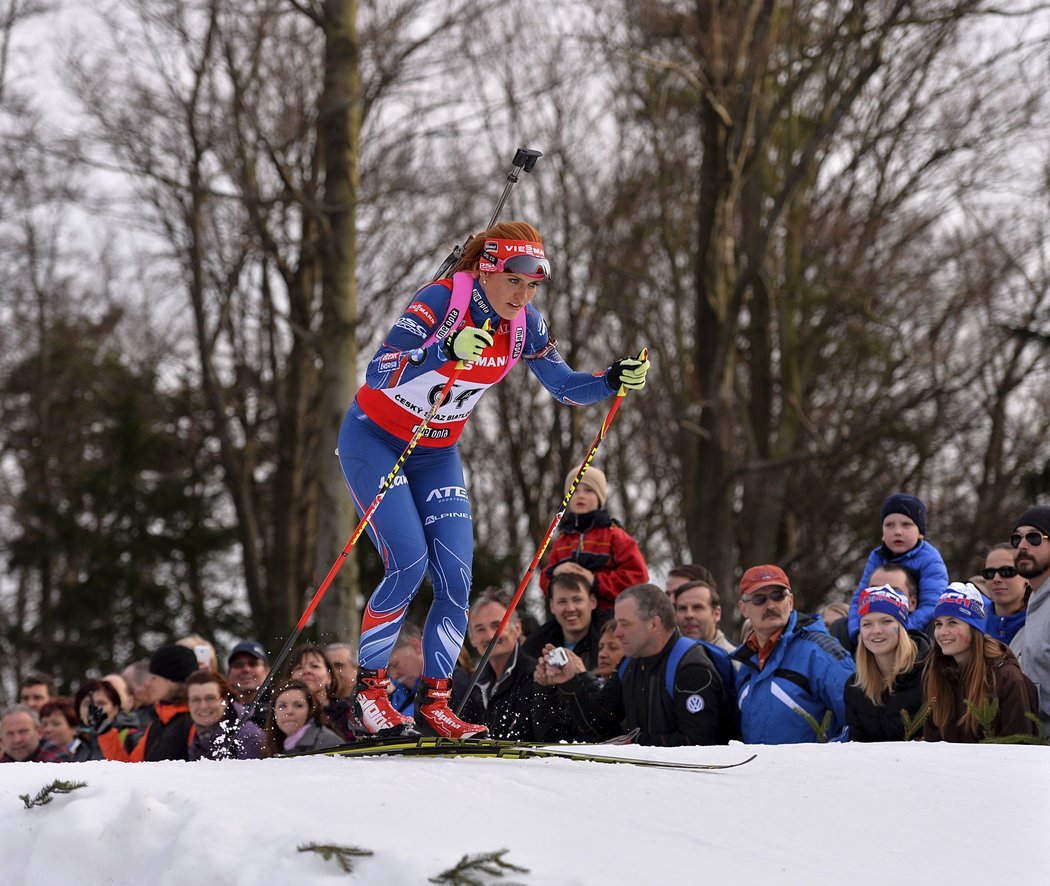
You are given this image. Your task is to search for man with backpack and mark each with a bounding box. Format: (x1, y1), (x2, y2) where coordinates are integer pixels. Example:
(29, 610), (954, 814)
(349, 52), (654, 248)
(533, 583), (734, 745)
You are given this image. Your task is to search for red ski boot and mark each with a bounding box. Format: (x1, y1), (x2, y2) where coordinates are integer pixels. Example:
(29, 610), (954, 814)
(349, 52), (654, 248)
(352, 667), (417, 736)
(416, 677), (488, 739)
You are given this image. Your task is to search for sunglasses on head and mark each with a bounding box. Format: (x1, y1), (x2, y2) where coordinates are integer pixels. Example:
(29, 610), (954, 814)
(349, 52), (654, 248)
(981, 565), (1017, 580)
(1010, 531), (1050, 549)
(499, 254), (551, 278)
(741, 588), (791, 606)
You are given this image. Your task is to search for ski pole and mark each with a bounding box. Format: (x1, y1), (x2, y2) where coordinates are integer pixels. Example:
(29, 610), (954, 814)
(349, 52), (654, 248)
(433, 147), (543, 280)
(241, 340), (483, 725)
(454, 350), (647, 714)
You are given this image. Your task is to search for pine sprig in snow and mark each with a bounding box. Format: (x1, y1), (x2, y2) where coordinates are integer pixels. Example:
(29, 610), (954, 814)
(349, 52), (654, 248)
(297, 842), (373, 873)
(20, 779), (88, 809)
(429, 848), (530, 885)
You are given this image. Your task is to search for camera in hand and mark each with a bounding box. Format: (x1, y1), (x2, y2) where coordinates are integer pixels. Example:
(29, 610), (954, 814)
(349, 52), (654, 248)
(545, 647), (569, 668)
(87, 703), (108, 732)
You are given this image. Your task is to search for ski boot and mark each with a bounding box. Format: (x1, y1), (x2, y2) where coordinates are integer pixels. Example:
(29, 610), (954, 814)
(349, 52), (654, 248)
(352, 667), (418, 737)
(415, 676), (488, 739)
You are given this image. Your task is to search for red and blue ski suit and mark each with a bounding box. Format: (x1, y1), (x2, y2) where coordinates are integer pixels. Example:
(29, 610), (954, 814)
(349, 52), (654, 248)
(338, 274), (616, 679)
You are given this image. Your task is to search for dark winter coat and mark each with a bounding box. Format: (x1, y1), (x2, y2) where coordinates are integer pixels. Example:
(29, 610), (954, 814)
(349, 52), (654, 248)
(324, 696), (361, 741)
(454, 645), (538, 741)
(522, 612), (607, 671)
(99, 701), (193, 762)
(845, 631), (931, 742)
(923, 644), (1041, 743)
(73, 711), (142, 761)
(280, 722), (345, 755)
(550, 632), (729, 746)
(188, 713), (265, 760)
(539, 509), (648, 611)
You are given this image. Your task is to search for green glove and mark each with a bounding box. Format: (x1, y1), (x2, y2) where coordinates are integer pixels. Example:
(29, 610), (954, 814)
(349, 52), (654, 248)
(608, 354), (650, 391)
(445, 325), (494, 362)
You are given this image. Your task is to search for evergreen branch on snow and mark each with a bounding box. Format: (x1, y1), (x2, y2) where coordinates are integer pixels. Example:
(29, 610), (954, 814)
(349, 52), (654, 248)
(969, 700), (1050, 745)
(793, 706), (834, 742)
(20, 779), (88, 810)
(901, 699), (933, 740)
(429, 848), (530, 885)
(297, 842), (374, 873)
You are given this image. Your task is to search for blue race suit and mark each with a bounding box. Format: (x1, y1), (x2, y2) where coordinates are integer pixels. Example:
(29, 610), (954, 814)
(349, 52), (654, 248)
(338, 276), (615, 679)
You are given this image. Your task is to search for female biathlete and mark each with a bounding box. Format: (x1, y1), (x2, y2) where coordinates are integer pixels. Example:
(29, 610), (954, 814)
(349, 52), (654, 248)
(338, 221), (648, 738)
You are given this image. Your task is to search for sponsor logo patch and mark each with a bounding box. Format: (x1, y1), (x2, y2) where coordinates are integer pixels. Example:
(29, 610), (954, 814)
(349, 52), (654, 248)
(406, 302), (436, 325)
(685, 694), (706, 713)
(377, 474), (409, 490)
(471, 355), (507, 368)
(423, 511), (471, 526)
(394, 317), (427, 337)
(426, 486), (468, 502)
(471, 289), (492, 315)
(435, 308), (460, 341)
(412, 425), (451, 439)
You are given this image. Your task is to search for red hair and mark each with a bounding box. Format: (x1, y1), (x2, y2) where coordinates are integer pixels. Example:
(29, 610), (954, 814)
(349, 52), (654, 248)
(451, 221), (543, 274)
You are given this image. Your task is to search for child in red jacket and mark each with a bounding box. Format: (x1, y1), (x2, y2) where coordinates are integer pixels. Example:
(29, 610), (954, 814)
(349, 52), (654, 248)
(539, 467), (648, 612)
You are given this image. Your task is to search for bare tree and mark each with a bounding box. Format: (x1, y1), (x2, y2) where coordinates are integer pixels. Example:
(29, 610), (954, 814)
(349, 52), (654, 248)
(61, 0), (499, 648)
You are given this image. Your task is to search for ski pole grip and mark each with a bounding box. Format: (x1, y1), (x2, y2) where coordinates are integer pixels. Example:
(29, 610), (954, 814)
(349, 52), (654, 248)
(513, 147), (543, 172)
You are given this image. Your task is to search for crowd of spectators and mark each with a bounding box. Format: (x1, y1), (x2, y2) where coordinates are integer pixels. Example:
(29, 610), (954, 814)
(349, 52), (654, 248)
(3, 492), (1048, 763)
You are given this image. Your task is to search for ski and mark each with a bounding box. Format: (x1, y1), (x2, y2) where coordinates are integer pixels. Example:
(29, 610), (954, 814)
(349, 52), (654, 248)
(293, 736), (756, 772)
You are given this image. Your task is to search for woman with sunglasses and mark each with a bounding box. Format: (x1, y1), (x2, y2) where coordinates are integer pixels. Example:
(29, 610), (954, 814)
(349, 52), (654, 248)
(338, 221), (650, 740)
(982, 543), (1029, 644)
(923, 583), (1040, 743)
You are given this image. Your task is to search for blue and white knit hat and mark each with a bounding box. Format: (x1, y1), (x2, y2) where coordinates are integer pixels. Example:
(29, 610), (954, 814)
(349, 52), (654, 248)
(932, 582), (986, 631)
(858, 585), (909, 628)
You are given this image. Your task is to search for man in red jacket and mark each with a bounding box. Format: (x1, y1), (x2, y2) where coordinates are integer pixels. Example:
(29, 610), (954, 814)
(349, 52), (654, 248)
(539, 467), (648, 611)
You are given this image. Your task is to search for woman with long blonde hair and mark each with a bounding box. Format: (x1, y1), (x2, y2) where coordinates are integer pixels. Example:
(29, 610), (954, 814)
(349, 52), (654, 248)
(338, 221), (649, 739)
(923, 582), (1040, 742)
(845, 586), (930, 741)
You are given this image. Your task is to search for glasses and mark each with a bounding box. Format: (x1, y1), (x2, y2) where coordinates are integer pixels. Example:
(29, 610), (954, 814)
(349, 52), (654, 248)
(740, 588), (791, 606)
(981, 565), (1018, 580)
(1010, 531), (1050, 548)
(188, 695), (223, 706)
(498, 254), (551, 279)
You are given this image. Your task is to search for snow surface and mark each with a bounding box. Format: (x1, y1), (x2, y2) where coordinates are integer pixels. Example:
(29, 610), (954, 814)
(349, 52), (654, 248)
(1, 742), (1047, 884)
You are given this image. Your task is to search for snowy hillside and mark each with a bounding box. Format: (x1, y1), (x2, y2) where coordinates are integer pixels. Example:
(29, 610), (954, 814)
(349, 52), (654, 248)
(1, 742), (1047, 885)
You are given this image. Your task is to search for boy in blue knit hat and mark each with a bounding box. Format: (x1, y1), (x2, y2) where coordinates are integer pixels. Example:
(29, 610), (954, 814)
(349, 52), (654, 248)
(846, 493), (949, 640)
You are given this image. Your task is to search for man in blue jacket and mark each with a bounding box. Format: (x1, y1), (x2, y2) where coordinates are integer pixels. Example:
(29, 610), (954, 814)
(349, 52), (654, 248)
(732, 565), (855, 744)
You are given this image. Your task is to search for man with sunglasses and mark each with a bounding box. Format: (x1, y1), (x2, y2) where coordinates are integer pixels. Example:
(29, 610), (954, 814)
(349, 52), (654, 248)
(1009, 506), (1050, 730)
(731, 565), (855, 744)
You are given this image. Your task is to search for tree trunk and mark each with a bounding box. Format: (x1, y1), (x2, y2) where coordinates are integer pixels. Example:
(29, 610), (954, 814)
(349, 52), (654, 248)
(314, 0), (362, 645)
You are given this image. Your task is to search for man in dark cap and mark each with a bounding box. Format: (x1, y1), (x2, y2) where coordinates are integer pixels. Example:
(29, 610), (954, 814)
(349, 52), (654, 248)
(226, 641), (270, 724)
(99, 644), (198, 761)
(1010, 506), (1050, 730)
